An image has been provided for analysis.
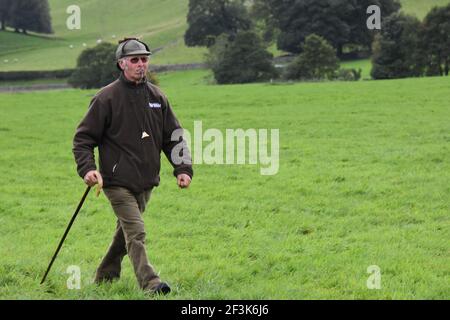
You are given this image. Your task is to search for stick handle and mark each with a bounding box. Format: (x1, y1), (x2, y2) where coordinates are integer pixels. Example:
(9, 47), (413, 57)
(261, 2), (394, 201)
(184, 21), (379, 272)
(40, 186), (91, 284)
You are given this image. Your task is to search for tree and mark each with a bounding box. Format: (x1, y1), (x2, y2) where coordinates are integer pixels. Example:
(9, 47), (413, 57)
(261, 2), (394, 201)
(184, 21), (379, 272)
(69, 43), (121, 89)
(371, 13), (425, 79)
(285, 34), (339, 80)
(271, 0), (351, 55)
(262, 0), (400, 56)
(249, 0), (278, 43)
(8, 0), (53, 34)
(184, 0), (252, 47)
(0, 0), (13, 31)
(206, 31), (278, 84)
(344, 0), (401, 52)
(420, 4), (450, 76)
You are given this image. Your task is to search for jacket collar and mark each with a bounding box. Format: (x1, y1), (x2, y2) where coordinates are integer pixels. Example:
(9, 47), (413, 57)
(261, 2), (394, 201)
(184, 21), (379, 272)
(119, 72), (147, 88)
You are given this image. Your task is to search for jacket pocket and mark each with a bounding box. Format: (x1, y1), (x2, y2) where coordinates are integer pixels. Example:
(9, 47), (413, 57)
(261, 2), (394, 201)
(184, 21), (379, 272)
(99, 145), (119, 178)
(112, 154), (121, 177)
(113, 153), (144, 187)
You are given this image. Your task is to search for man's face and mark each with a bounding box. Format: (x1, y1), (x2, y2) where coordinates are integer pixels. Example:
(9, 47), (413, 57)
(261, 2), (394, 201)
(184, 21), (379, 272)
(119, 55), (149, 82)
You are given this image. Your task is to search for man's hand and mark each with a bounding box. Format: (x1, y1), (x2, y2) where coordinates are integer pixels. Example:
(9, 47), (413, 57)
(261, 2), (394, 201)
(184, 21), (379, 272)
(177, 173), (191, 189)
(84, 170), (103, 197)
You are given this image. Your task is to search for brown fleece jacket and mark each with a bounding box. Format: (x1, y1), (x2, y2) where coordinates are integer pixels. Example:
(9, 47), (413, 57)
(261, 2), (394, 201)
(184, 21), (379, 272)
(73, 73), (193, 194)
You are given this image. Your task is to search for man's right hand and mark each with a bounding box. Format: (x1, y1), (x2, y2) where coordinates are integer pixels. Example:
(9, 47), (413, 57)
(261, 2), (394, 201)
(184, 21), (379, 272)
(84, 170), (103, 197)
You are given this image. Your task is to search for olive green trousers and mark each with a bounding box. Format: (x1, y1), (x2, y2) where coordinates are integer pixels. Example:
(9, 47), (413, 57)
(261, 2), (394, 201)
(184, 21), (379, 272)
(95, 186), (161, 290)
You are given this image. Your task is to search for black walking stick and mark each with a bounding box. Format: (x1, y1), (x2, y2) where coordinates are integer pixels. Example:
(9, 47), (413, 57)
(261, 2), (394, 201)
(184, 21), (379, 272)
(40, 186), (91, 284)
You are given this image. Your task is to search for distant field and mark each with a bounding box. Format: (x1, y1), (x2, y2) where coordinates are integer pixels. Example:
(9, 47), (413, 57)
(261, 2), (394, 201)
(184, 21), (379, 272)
(0, 0), (448, 71)
(340, 59), (373, 80)
(0, 78), (69, 87)
(0, 0), (206, 71)
(0, 70), (448, 299)
(401, 0), (449, 18)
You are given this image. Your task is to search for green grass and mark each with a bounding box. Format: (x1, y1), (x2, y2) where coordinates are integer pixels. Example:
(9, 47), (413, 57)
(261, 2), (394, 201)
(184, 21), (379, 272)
(0, 70), (449, 299)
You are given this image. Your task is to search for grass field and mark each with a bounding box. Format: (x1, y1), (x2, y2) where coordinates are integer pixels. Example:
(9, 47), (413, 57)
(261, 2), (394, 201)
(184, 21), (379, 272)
(0, 0), (448, 71)
(0, 70), (449, 299)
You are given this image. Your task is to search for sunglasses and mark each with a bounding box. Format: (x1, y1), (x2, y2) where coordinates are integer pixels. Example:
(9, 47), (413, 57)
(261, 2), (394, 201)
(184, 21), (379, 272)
(128, 56), (149, 64)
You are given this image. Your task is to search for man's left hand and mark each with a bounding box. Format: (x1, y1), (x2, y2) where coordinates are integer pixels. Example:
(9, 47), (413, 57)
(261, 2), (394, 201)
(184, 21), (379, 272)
(177, 174), (192, 189)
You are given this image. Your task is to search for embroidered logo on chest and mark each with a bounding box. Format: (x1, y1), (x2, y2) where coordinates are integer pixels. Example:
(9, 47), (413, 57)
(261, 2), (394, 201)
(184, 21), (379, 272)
(148, 102), (161, 109)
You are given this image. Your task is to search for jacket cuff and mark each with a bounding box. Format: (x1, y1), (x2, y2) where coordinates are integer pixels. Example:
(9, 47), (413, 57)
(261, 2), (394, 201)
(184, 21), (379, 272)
(173, 166), (193, 179)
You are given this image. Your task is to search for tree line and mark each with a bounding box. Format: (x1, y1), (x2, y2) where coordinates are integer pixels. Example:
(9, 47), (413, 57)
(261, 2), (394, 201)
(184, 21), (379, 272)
(372, 7), (450, 78)
(184, 0), (450, 83)
(0, 0), (52, 34)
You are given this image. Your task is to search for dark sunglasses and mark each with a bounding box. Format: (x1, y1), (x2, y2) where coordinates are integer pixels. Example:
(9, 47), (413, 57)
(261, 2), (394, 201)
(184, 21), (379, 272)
(129, 56), (149, 64)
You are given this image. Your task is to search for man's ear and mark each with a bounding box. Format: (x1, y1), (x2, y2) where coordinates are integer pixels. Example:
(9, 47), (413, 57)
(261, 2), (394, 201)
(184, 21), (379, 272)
(118, 59), (126, 71)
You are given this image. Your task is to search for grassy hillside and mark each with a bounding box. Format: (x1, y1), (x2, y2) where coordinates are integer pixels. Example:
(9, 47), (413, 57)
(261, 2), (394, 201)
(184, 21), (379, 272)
(0, 0), (449, 72)
(401, 0), (449, 17)
(0, 0), (206, 71)
(0, 71), (449, 299)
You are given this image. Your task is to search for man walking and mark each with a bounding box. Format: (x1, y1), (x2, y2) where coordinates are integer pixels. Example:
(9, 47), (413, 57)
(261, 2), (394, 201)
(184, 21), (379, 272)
(72, 38), (193, 295)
